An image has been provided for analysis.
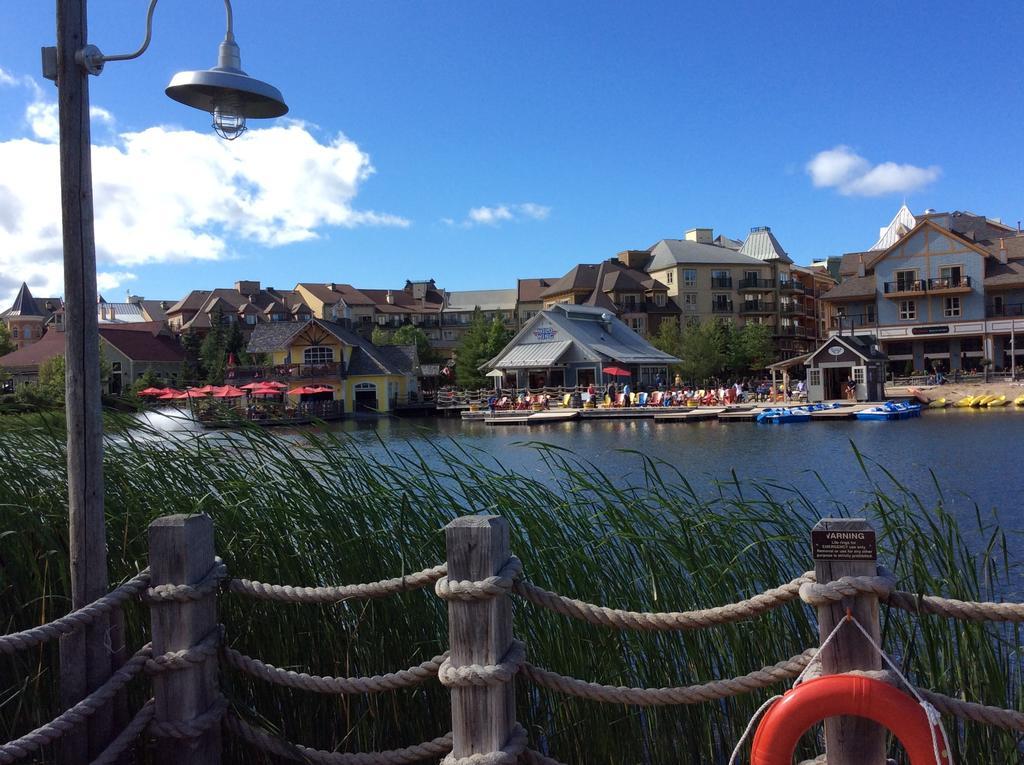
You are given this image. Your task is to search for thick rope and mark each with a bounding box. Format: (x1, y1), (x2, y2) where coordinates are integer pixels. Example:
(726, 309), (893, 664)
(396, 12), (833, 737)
(223, 646), (446, 694)
(797, 570), (896, 606)
(886, 590), (1024, 623)
(521, 649), (816, 706)
(0, 644), (150, 765)
(441, 724), (527, 765)
(512, 572), (813, 631)
(145, 627), (222, 674)
(89, 699), (155, 765)
(435, 558), (523, 602)
(146, 558), (226, 602)
(228, 563), (447, 604)
(438, 641), (526, 689)
(0, 570), (150, 655)
(224, 712), (455, 764)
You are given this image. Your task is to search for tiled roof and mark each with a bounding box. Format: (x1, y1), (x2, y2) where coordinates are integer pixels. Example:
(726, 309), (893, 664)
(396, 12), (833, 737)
(820, 275), (877, 301)
(2, 283), (44, 318)
(984, 260), (1024, 289)
(245, 322), (306, 353)
(99, 326), (185, 363)
(0, 328), (66, 368)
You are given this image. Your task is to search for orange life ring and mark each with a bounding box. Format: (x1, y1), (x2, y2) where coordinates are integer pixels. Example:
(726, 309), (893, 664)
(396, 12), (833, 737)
(751, 675), (949, 765)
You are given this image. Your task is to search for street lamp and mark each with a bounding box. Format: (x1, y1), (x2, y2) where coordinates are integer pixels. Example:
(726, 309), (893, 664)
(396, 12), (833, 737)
(46, 1), (285, 760)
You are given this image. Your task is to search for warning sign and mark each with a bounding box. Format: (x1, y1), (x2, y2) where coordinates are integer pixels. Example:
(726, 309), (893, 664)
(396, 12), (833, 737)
(811, 529), (876, 561)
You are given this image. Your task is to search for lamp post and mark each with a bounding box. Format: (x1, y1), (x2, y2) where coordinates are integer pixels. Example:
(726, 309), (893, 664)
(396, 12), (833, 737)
(48, 1), (285, 760)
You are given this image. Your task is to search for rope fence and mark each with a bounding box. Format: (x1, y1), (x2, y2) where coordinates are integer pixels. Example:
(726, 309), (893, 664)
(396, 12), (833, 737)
(4, 512), (1024, 765)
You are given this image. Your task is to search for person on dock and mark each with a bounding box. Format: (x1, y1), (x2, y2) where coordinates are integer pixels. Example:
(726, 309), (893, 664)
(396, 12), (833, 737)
(622, 381), (632, 406)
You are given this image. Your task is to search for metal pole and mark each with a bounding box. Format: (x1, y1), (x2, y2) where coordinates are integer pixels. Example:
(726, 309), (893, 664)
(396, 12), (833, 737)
(55, 0), (111, 760)
(1012, 326), (1017, 382)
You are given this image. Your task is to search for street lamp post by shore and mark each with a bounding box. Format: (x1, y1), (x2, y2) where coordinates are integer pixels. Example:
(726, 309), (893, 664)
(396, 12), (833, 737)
(47, 1), (285, 759)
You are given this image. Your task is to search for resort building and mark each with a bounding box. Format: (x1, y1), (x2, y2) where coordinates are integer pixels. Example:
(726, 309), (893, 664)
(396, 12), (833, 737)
(820, 210), (1024, 372)
(97, 294), (172, 325)
(484, 303), (681, 390)
(0, 322), (185, 391)
(294, 279), (447, 342)
(539, 258), (679, 337)
(294, 282), (378, 333)
(515, 278), (556, 325)
(243, 318), (419, 413)
(165, 281), (313, 336)
(1, 283), (63, 349)
(438, 289), (518, 352)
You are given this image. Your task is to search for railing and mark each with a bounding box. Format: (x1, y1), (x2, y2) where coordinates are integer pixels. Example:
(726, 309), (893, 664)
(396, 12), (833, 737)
(986, 302), (1024, 318)
(883, 279), (927, 294)
(779, 303), (806, 316)
(738, 277), (775, 290)
(778, 280), (803, 292)
(739, 301), (776, 314)
(711, 301), (734, 314)
(774, 325), (797, 336)
(926, 275), (972, 291)
(228, 362), (341, 381)
(10, 514), (1021, 765)
(831, 314), (876, 330)
(710, 277), (733, 289)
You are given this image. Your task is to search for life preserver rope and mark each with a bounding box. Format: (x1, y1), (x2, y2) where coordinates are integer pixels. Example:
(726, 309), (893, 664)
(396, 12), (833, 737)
(749, 675), (950, 765)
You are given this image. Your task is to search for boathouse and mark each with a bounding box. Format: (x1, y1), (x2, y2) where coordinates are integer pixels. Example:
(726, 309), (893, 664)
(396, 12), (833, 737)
(482, 304), (680, 389)
(805, 334), (887, 402)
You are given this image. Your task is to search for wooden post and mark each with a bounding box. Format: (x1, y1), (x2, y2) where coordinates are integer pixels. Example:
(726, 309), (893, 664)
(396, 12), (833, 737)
(444, 516), (515, 759)
(54, 0), (111, 761)
(149, 514), (221, 765)
(812, 518), (885, 765)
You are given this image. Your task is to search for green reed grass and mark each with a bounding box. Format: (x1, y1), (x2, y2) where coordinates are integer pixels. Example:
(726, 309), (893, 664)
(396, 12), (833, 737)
(0, 414), (1021, 763)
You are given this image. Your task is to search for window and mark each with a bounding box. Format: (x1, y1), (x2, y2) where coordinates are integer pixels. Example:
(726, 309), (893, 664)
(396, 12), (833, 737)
(853, 367), (866, 385)
(898, 300), (916, 320)
(683, 293), (698, 311)
(245, 314), (258, 325)
(711, 269), (732, 288)
(666, 271), (673, 284)
(621, 294), (638, 309)
(938, 265), (963, 288)
(865, 304), (876, 323)
(944, 297), (961, 318)
(303, 346), (333, 365)
(744, 270), (759, 282)
(895, 270), (919, 292)
(683, 269), (697, 287)
(712, 294), (732, 312)
(111, 362), (121, 372)
(11, 327), (18, 338)
(809, 369), (821, 387)
(685, 316), (700, 327)
(654, 293), (666, 307)
(630, 317), (644, 332)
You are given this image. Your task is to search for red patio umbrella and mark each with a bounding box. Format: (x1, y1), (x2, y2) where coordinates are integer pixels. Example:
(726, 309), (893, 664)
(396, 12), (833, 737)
(262, 381), (288, 389)
(250, 385), (283, 396)
(602, 366), (631, 377)
(287, 386), (318, 396)
(213, 386), (246, 398)
(156, 388), (184, 400)
(239, 382), (264, 390)
(137, 387), (165, 397)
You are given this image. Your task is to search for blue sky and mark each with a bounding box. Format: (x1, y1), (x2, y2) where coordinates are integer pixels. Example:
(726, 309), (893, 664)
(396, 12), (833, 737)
(1, 1), (1022, 303)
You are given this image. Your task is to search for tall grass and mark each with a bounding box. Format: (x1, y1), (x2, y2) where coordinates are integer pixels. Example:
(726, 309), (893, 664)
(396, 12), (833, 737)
(0, 414), (1020, 763)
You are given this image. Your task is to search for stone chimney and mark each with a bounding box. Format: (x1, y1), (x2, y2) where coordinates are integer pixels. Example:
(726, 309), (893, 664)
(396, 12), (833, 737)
(999, 238), (1008, 265)
(616, 250), (648, 269)
(108, 304), (116, 322)
(386, 290), (395, 305)
(857, 254), (866, 278)
(684, 228), (713, 244)
(235, 280), (260, 296)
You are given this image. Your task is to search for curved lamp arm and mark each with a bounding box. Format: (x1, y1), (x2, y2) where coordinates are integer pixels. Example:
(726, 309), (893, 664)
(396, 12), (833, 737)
(77, 0), (234, 74)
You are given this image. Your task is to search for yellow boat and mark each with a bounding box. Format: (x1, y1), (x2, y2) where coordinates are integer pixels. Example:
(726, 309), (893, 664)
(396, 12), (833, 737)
(1015, 394), (1024, 407)
(953, 396), (975, 407)
(986, 395), (1009, 407)
(927, 398), (947, 409)
(971, 394), (994, 407)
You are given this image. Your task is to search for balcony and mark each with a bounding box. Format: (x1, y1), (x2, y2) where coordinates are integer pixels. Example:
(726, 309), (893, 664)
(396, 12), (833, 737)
(774, 325), (797, 337)
(882, 279), (926, 296)
(711, 300), (734, 314)
(926, 275), (972, 295)
(710, 277), (733, 289)
(779, 303), (805, 316)
(229, 362), (342, 382)
(738, 277), (775, 291)
(830, 314), (876, 331)
(739, 301), (775, 314)
(986, 302), (1024, 318)
(778, 280), (803, 293)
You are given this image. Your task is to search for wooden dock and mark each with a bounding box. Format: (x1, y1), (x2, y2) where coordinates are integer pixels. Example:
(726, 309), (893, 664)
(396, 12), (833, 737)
(654, 407), (726, 422)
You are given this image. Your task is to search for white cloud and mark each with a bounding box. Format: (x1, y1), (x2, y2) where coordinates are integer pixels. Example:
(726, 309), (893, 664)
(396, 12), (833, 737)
(0, 67), (16, 87)
(806, 145), (940, 197)
(0, 71), (408, 301)
(97, 271), (137, 292)
(450, 202), (551, 227)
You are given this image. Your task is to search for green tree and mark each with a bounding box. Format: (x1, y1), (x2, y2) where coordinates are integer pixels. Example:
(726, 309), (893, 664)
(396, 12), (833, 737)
(391, 324), (440, 364)
(371, 326), (391, 347)
(733, 322), (777, 373)
(650, 318), (686, 376)
(180, 329), (203, 385)
(679, 320), (728, 384)
(454, 310), (507, 389)
(129, 367), (160, 398)
(0, 322), (15, 357)
(199, 311), (227, 384)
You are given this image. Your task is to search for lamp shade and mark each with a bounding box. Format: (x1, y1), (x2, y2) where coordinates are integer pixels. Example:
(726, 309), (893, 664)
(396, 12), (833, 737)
(165, 67), (287, 119)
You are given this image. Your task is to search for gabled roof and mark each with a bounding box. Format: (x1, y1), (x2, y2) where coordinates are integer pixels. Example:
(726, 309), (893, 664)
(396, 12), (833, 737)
(740, 227), (793, 264)
(646, 239), (767, 270)
(820, 275), (877, 301)
(808, 334), (887, 365)
(0, 328), (66, 368)
(870, 204), (917, 251)
(3, 283), (44, 318)
(99, 325), (185, 363)
(485, 304), (681, 370)
(542, 260), (668, 300)
(984, 259), (1024, 289)
(714, 234), (743, 251)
